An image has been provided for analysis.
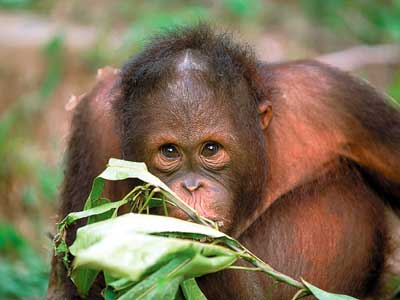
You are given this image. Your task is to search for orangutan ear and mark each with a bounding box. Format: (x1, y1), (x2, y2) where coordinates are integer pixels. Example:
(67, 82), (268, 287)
(258, 101), (273, 130)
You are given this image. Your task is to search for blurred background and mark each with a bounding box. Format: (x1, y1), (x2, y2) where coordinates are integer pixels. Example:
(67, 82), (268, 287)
(0, 1), (399, 299)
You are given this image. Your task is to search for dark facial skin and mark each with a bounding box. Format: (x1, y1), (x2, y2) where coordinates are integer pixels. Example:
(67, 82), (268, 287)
(128, 60), (265, 232)
(145, 78), (234, 229)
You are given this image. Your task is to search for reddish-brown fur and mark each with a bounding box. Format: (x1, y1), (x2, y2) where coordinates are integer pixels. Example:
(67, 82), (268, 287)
(46, 26), (400, 300)
(256, 61), (400, 223)
(199, 163), (386, 299)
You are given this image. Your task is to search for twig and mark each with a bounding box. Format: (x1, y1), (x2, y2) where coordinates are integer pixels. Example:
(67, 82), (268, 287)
(317, 44), (400, 71)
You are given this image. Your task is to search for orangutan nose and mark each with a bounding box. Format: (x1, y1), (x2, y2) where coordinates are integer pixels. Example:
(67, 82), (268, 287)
(182, 177), (203, 192)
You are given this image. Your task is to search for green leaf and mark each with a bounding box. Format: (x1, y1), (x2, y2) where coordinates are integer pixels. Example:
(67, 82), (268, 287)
(181, 278), (207, 300)
(103, 286), (119, 300)
(84, 176), (106, 211)
(70, 216), (238, 281)
(68, 214), (239, 299)
(99, 159), (175, 197)
(71, 213), (226, 241)
(302, 280), (359, 300)
(59, 198), (128, 229)
(88, 198), (114, 224)
(115, 257), (187, 300)
(60, 185), (127, 296)
(55, 240), (68, 254)
(71, 267), (99, 296)
(107, 277), (134, 291)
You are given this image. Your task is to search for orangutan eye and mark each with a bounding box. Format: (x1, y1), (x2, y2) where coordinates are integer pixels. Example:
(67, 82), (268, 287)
(201, 142), (220, 158)
(160, 144), (180, 159)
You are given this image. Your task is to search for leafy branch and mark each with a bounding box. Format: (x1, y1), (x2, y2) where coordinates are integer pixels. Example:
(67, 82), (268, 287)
(54, 158), (357, 300)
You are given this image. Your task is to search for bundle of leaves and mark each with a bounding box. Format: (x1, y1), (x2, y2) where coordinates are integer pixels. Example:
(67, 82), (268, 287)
(54, 159), (357, 300)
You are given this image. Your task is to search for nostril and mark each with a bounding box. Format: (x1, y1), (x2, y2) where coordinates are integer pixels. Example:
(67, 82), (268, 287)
(183, 177), (203, 192)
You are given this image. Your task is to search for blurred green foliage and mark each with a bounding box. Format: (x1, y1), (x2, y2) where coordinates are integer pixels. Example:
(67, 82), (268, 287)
(85, 4), (211, 68)
(301, 0), (400, 43)
(223, 0), (262, 18)
(0, 35), (63, 200)
(0, 222), (49, 300)
(0, 0), (31, 9)
(82, 0), (265, 68)
(0, 34), (63, 298)
(0, 0), (53, 12)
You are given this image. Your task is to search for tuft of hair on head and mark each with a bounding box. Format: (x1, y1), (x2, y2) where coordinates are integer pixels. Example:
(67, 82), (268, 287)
(176, 49), (208, 72)
(117, 23), (265, 108)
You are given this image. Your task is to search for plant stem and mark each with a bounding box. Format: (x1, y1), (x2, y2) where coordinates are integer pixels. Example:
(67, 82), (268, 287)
(228, 266), (262, 272)
(291, 289), (308, 300)
(226, 242), (305, 290)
